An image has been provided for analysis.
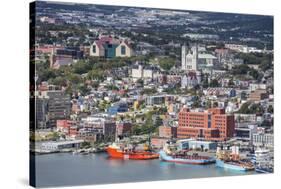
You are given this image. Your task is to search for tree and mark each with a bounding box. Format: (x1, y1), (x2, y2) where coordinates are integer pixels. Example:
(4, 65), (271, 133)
(67, 73), (82, 85)
(267, 105), (273, 113)
(158, 58), (176, 71)
(73, 60), (92, 74)
(202, 75), (209, 88)
(249, 69), (261, 80)
(192, 96), (201, 108)
(78, 85), (91, 95)
(261, 120), (272, 127)
(213, 102), (218, 108)
(206, 100), (212, 108)
(259, 59), (272, 71)
(228, 79), (235, 87)
(50, 76), (67, 87)
(81, 141), (91, 148)
(209, 79), (220, 87)
(136, 79), (144, 87)
(230, 64), (249, 75)
(87, 69), (104, 80)
(237, 102), (264, 114)
(141, 88), (157, 95)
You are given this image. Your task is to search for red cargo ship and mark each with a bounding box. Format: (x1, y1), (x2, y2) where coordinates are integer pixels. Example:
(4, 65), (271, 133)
(106, 143), (159, 160)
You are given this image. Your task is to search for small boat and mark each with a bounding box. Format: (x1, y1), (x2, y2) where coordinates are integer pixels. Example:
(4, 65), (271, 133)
(106, 143), (159, 160)
(159, 150), (216, 165)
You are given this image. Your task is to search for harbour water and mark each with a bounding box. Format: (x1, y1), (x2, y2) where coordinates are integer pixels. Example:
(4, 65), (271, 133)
(32, 152), (258, 187)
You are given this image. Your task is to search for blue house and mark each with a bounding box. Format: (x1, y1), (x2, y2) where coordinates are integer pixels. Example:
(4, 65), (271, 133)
(107, 102), (128, 115)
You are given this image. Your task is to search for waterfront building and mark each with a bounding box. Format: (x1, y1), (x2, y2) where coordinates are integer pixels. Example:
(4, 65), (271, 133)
(36, 90), (71, 128)
(177, 139), (217, 150)
(40, 140), (84, 151)
(46, 90), (71, 128)
(177, 108), (235, 141)
(235, 114), (257, 123)
(235, 124), (258, 141)
(252, 133), (274, 147)
(151, 137), (169, 149)
(116, 121), (132, 137)
(35, 97), (48, 129)
(90, 36), (133, 58)
(56, 120), (77, 136)
(159, 125), (177, 139)
(78, 116), (116, 142)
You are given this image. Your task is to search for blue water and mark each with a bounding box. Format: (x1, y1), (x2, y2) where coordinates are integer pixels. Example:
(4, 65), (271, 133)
(32, 152), (259, 187)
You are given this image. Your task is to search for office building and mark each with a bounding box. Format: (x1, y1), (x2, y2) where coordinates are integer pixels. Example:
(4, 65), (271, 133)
(177, 108), (235, 141)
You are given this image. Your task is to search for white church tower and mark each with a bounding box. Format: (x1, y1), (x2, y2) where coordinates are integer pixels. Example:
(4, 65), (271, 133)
(181, 44), (187, 70)
(191, 44), (198, 71)
(181, 44), (199, 71)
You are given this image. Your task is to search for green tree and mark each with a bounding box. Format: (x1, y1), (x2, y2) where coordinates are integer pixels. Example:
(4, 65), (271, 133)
(78, 85), (91, 95)
(158, 58), (176, 71)
(87, 69), (104, 80)
(209, 79), (220, 87)
(259, 59), (272, 71)
(228, 79), (235, 87)
(249, 69), (260, 80)
(67, 73), (82, 85)
(73, 60), (92, 74)
(230, 64), (250, 75)
(267, 105), (273, 113)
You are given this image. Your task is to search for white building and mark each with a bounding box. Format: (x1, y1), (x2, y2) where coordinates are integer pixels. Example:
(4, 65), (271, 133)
(181, 44), (198, 71)
(181, 71), (201, 89)
(40, 140), (84, 151)
(252, 133), (274, 147)
(181, 44), (217, 71)
(249, 83), (267, 91)
(131, 65), (157, 79)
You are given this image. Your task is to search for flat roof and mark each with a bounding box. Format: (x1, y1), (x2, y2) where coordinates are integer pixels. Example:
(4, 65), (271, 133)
(41, 140), (84, 145)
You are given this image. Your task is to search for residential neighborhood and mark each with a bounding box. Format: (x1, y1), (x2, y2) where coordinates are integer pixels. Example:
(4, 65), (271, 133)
(30, 1), (274, 187)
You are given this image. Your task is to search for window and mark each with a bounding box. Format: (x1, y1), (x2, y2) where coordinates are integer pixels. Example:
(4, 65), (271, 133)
(92, 45), (96, 53)
(121, 45), (126, 55)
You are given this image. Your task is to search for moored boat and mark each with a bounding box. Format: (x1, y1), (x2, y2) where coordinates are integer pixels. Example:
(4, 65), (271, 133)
(106, 143), (159, 160)
(216, 146), (254, 171)
(216, 159), (254, 171)
(159, 150), (216, 165)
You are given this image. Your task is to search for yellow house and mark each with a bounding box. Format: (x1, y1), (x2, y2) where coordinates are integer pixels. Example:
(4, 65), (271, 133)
(115, 41), (134, 57)
(133, 100), (139, 110)
(89, 41), (105, 57)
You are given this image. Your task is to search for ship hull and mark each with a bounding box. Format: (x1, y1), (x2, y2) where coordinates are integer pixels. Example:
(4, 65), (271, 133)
(159, 150), (216, 165)
(255, 168), (273, 173)
(216, 160), (252, 171)
(106, 147), (159, 160)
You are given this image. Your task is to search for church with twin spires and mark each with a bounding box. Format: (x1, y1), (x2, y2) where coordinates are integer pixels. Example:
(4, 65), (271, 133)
(181, 44), (202, 89)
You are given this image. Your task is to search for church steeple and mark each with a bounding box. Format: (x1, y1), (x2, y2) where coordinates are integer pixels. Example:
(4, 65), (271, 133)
(181, 43), (187, 70)
(192, 44), (198, 71)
